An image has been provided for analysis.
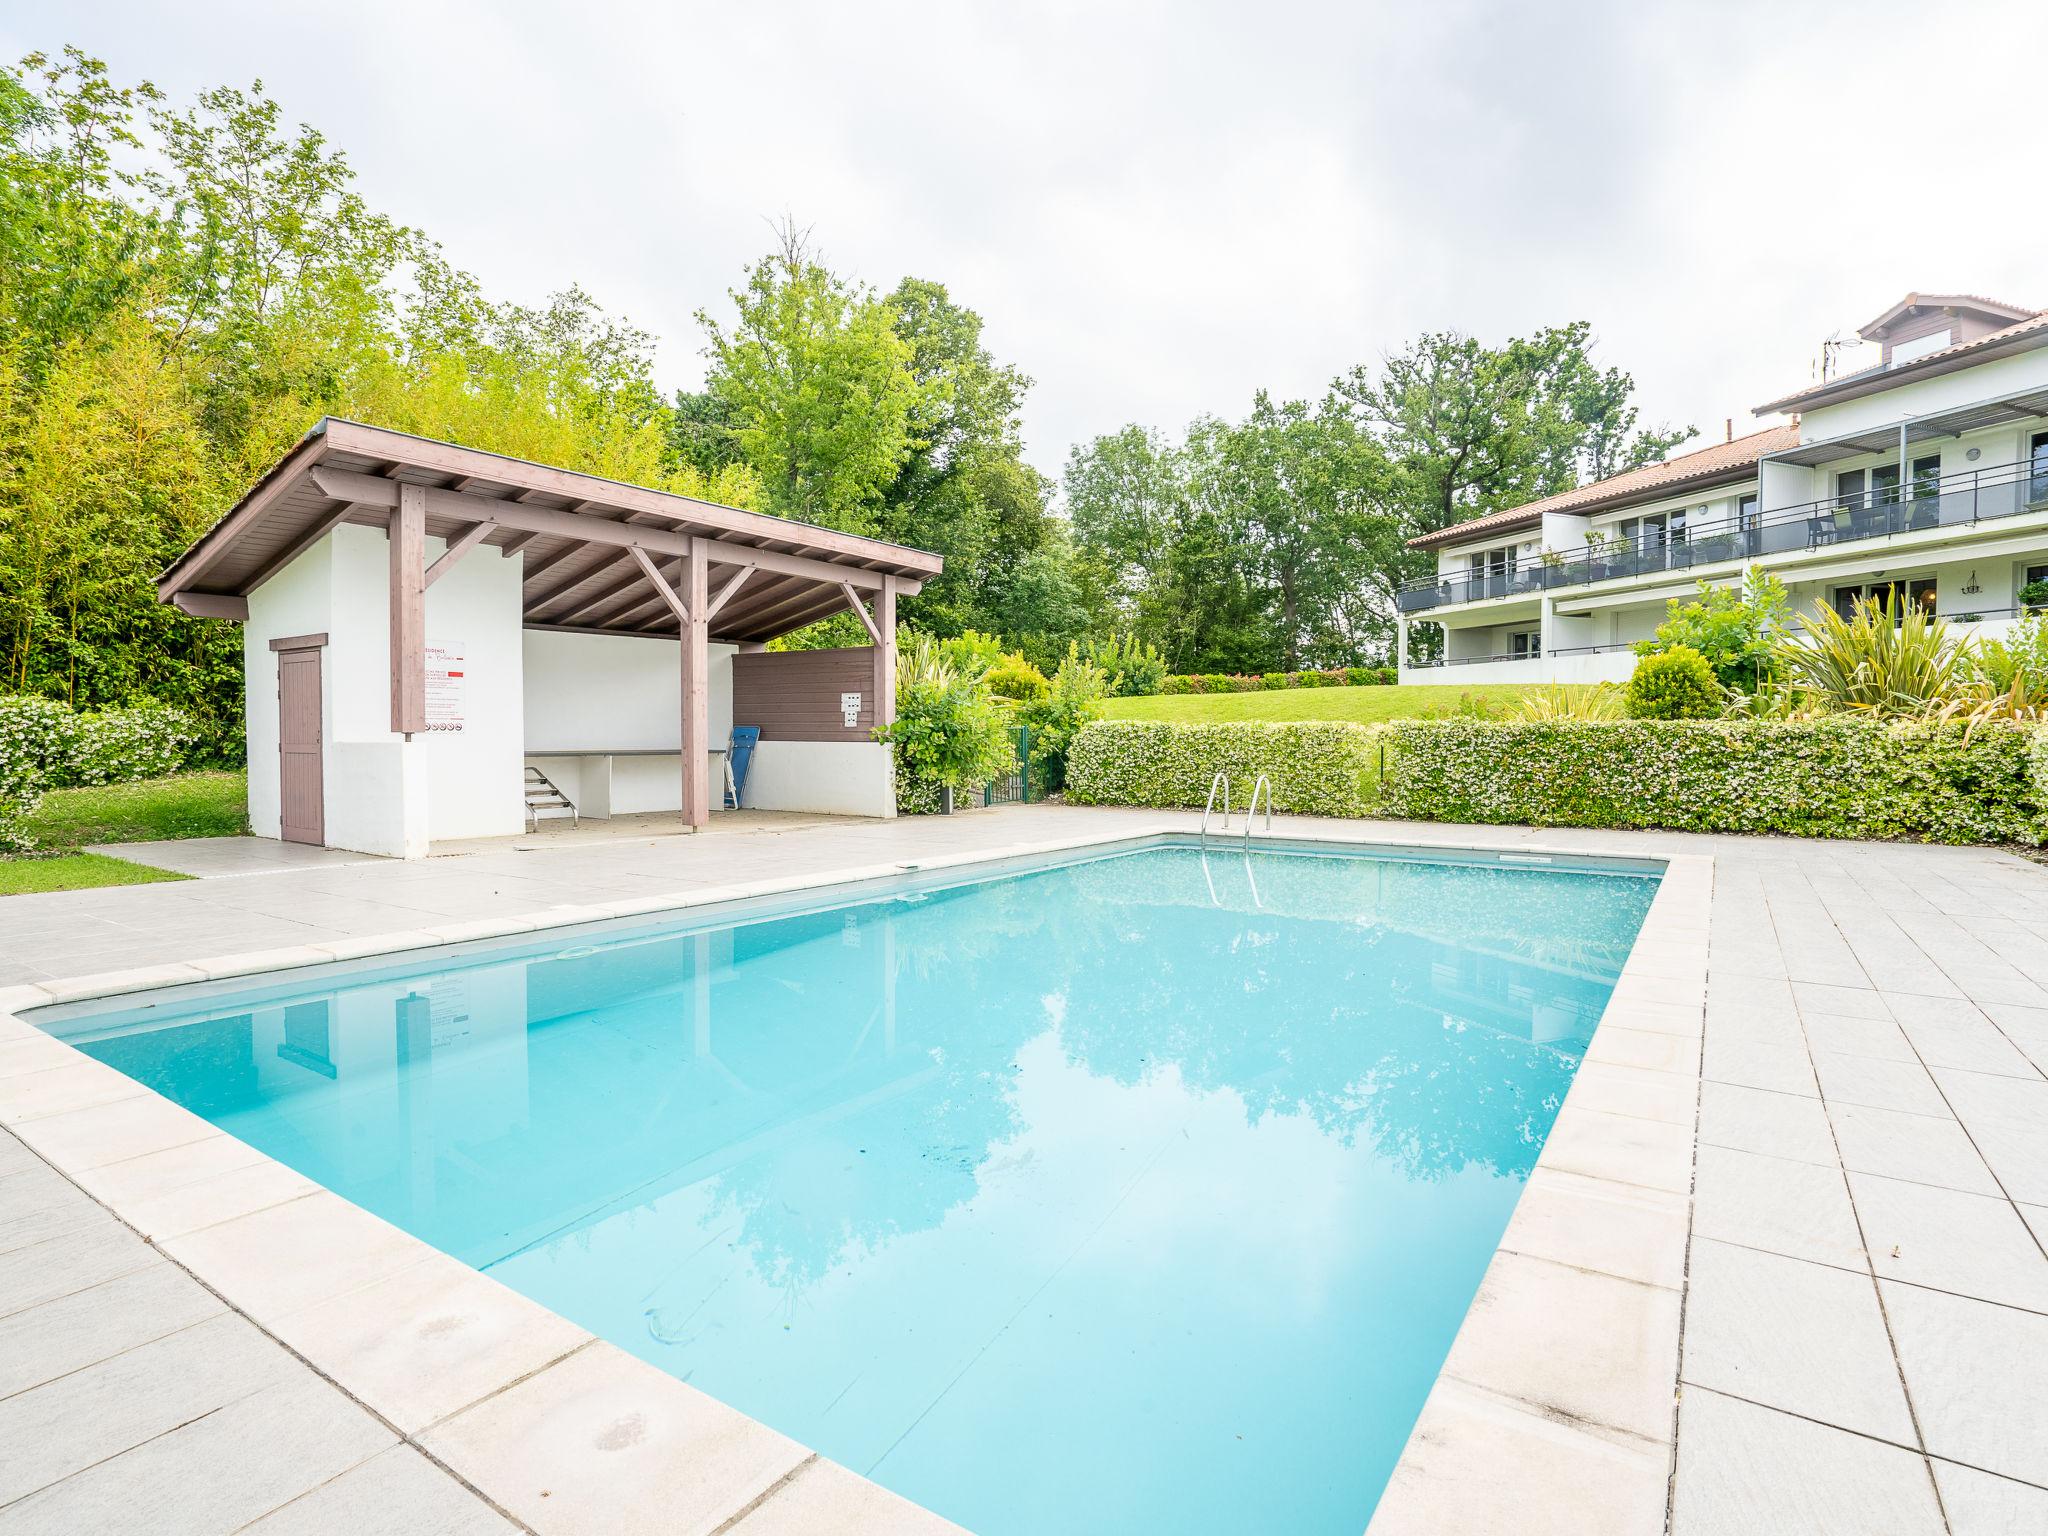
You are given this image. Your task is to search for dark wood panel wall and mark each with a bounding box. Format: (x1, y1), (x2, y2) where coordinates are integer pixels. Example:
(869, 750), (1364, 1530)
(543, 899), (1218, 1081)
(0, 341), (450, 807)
(731, 647), (882, 742)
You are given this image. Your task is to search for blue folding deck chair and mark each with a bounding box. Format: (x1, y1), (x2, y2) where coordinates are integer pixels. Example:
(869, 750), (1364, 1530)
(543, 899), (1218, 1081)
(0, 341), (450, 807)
(725, 726), (759, 809)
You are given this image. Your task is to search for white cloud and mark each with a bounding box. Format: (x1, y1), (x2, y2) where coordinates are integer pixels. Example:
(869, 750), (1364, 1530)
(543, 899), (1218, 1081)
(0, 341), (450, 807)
(9, 0), (2046, 475)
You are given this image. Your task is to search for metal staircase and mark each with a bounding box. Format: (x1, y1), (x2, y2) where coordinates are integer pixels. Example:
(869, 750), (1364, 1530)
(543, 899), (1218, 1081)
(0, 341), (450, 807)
(523, 765), (577, 831)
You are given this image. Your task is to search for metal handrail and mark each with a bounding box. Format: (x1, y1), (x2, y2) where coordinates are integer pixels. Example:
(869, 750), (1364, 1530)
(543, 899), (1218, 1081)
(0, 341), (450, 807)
(1244, 774), (1273, 846)
(1397, 457), (2048, 613)
(1200, 772), (1231, 847)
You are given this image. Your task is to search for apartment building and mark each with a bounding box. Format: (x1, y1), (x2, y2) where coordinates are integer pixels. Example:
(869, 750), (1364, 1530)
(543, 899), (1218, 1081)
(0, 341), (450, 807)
(1396, 293), (2048, 682)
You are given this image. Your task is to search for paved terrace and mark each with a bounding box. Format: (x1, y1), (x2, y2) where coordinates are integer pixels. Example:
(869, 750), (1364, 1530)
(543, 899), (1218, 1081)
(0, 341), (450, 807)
(4, 806), (2048, 1533)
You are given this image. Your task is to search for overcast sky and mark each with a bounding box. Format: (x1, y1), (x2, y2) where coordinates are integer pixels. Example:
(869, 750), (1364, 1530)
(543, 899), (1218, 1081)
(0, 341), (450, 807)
(12, 0), (2048, 480)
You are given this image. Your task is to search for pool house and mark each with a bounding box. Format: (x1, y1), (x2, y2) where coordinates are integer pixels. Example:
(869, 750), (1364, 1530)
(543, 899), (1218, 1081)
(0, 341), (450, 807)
(155, 420), (943, 857)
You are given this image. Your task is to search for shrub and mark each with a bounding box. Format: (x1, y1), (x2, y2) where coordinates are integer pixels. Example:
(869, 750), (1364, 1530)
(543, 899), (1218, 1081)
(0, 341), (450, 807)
(1065, 720), (1380, 818)
(2020, 579), (2048, 615)
(1513, 683), (1626, 722)
(985, 653), (1051, 704)
(1019, 647), (1110, 792)
(879, 635), (1018, 811)
(1626, 646), (1723, 719)
(1377, 718), (2043, 844)
(1775, 594), (1972, 717)
(0, 699), (54, 853)
(1636, 571), (1788, 693)
(64, 705), (203, 786)
(1080, 633), (1168, 697)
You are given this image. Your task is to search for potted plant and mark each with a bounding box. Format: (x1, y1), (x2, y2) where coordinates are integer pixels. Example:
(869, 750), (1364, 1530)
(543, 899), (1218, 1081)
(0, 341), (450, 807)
(2020, 579), (2048, 616)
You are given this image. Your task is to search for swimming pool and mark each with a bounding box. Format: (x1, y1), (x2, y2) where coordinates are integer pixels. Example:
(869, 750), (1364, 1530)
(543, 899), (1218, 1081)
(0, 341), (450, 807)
(39, 840), (1657, 1534)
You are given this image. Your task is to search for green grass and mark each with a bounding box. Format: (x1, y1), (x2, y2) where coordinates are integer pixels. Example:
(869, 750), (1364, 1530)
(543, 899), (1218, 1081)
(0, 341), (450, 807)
(0, 851), (189, 896)
(23, 769), (249, 848)
(3, 769), (248, 897)
(1099, 683), (1537, 724)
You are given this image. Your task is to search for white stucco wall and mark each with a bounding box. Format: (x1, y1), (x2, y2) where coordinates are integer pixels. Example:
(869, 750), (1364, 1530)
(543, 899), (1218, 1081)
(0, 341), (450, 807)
(1799, 348), (2048, 443)
(243, 522), (526, 857)
(522, 631), (734, 754)
(744, 742), (896, 817)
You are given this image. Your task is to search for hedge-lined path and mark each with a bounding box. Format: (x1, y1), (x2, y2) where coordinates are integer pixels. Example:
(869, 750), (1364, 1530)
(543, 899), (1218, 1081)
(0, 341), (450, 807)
(5, 806), (2048, 1532)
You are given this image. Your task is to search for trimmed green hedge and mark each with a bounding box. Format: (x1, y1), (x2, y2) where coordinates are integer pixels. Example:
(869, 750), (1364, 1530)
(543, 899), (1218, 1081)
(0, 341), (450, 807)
(1065, 716), (2048, 844)
(1065, 720), (1379, 817)
(1159, 666), (1395, 695)
(1382, 718), (2044, 844)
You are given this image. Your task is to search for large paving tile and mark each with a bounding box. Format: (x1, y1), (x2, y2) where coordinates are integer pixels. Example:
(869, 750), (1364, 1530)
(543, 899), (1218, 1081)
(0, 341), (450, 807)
(1671, 1388), (1942, 1535)
(271, 1247), (592, 1434)
(239, 1445), (518, 1536)
(1536, 1106), (1694, 1195)
(1930, 1068), (2048, 1204)
(1792, 982), (1892, 1020)
(1800, 1011), (1916, 1062)
(1441, 1250), (1680, 1444)
(421, 1340), (808, 1536)
(1364, 1378), (1670, 1536)
(0, 1311), (294, 1504)
(0, 1158), (80, 1222)
(62, 1128), (268, 1208)
(0, 1367), (393, 1535)
(1691, 1145), (1864, 1268)
(1702, 1036), (1818, 1097)
(1896, 1011), (2041, 1079)
(1680, 1239), (1912, 1445)
(1883, 1280), (2048, 1486)
(1932, 1459), (2048, 1536)
(1561, 1061), (1697, 1125)
(117, 1155), (319, 1241)
(728, 1456), (968, 1535)
(1497, 1167), (1688, 1290)
(0, 1206), (155, 1318)
(1695, 1081), (1837, 1167)
(0, 1259), (223, 1398)
(1849, 1173), (2048, 1312)
(1813, 1050), (1953, 1117)
(160, 1190), (431, 1326)
(1828, 1101), (2000, 1195)
(8, 1091), (219, 1173)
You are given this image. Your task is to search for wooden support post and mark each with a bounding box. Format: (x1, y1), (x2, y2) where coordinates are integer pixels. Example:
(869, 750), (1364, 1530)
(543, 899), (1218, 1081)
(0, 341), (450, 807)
(390, 483), (426, 737)
(681, 537), (711, 830)
(872, 574), (897, 730)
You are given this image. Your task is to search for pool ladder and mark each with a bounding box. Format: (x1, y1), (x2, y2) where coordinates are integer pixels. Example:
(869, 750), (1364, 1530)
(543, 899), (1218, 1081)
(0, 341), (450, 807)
(1200, 772), (1274, 849)
(1200, 772), (1232, 847)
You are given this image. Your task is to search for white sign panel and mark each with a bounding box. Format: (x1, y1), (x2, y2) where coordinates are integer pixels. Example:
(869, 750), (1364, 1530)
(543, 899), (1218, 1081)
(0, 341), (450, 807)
(425, 643), (466, 732)
(840, 691), (862, 728)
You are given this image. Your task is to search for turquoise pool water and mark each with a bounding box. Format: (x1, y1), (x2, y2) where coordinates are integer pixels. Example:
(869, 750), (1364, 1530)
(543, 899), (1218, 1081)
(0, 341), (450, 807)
(47, 842), (1656, 1534)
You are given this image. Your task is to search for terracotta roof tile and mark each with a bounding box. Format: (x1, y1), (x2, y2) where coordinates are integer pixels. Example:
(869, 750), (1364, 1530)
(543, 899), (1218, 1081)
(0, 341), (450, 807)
(1407, 424), (1798, 551)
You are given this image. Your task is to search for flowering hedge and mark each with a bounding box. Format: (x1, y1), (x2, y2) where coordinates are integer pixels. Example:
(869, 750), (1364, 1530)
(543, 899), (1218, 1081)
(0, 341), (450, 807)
(1065, 720), (1380, 818)
(1063, 716), (2048, 845)
(1159, 666), (1396, 695)
(1379, 718), (2045, 845)
(0, 695), (204, 851)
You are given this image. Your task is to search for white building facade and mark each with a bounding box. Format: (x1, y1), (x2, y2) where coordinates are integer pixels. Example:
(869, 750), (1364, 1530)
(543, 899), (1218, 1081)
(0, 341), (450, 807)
(1397, 294), (2048, 684)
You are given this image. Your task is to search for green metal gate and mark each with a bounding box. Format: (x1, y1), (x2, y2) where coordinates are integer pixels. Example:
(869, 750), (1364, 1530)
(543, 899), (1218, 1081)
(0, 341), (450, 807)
(983, 725), (1033, 806)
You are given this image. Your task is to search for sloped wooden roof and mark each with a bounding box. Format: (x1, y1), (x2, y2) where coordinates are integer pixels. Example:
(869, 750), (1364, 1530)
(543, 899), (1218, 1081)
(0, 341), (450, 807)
(158, 419), (940, 643)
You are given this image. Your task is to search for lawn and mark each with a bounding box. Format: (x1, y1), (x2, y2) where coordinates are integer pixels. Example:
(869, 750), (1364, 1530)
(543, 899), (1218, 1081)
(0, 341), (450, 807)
(1099, 683), (1537, 724)
(0, 852), (189, 897)
(24, 769), (249, 847)
(3, 769), (249, 897)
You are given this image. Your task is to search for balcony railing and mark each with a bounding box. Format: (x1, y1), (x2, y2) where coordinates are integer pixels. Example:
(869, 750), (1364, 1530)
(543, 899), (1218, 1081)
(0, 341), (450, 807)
(1399, 460), (2048, 614)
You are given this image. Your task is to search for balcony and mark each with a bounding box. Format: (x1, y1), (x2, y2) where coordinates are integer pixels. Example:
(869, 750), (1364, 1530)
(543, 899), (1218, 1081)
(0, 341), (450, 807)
(1398, 460), (2048, 614)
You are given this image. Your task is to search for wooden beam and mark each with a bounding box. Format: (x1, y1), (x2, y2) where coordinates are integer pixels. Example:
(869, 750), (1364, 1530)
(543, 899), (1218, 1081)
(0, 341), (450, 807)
(871, 574), (898, 731)
(840, 582), (883, 644)
(390, 483), (427, 737)
(319, 419), (942, 575)
(499, 531), (541, 556)
(424, 521), (494, 588)
(680, 538), (710, 831)
(630, 546), (691, 625)
(171, 592), (249, 620)
(704, 565), (754, 622)
(310, 468), (921, 595)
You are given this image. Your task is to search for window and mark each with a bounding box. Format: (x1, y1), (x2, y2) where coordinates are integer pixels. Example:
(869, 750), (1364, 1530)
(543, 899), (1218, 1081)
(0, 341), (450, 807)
(2030, 431), (2048, 507)
(1738, 493), (1760, 530)
(1870, 456), (1943, 507)
(1509, 629), (1541, 658)
(1832, 578), (1936, 621)
(1836, 468), (1867, 511)
(1466, 545), (1514, 577)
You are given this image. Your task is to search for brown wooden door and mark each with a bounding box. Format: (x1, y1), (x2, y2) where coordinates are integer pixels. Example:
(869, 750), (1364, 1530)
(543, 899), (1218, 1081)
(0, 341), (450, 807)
(278, 647), (324, 845)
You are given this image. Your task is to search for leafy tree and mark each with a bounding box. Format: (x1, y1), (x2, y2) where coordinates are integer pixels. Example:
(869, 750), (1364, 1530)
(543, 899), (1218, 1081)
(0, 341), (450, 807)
(697, 225), (923, 535)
